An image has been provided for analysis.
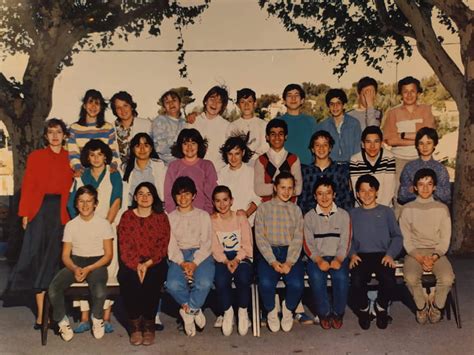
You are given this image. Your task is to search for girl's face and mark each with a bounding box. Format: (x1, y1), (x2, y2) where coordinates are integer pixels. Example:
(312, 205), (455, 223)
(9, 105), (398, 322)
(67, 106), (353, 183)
(182, 139), (198, 160)
(135, 186), (154, 209)
(227, 146), (244, 169)
(204, 94), (223, 118)
(88, 149), (107, 169)
(274, 178), (294, 202)
(76, 192), (97, 219)
(163, 95), (181, 118)
(46, 126), (65, 147)
(84, 98), (102, 120)
(213, 191), (233, 214)
(114, 99), (133, 122)
(175, 191), (195, 210)
(133, 137), (152, 161)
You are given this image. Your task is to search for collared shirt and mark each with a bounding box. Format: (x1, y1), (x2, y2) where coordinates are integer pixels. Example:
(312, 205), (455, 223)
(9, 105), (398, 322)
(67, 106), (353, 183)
(315, 203), (338, 217)
(267, 148), (287, 168)
(129, 161), (155, 203)
(254, 198), (304, 265)
(115, 119), (133, 165)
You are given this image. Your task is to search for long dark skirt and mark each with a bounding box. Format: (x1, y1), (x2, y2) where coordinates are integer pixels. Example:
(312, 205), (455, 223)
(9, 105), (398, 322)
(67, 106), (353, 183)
(7, 194), (64, 294)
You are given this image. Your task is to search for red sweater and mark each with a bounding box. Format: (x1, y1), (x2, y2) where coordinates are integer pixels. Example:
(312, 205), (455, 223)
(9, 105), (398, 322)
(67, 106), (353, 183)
(18, 147), (73, 225)
(118, 209), (170, 270)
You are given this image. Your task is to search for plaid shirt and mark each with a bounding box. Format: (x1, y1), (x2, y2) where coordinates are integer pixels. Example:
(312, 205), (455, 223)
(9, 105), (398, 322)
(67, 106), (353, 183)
(255, 198), (304, 265)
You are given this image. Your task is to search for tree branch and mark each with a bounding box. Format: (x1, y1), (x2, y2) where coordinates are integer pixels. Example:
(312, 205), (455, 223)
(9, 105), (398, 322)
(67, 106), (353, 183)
(374, 0), (416, 39)
(0, 74), (24, 121)
(394, 0), (465, 102)
(430, 0), (473, 29)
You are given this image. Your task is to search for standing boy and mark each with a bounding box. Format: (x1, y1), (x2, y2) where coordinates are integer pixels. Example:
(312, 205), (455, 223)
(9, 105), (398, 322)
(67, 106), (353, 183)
(303, 177), (351, 330)
(346, 77), (382, 130)
(349, 174), (403, 330)
(400, 168), (455, 324)
(279, 84), (319, 166)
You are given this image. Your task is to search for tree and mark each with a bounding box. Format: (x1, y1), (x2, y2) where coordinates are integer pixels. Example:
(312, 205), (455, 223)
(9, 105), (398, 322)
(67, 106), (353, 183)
(260, 0), (474, 252)
(0, 0), (209, 190)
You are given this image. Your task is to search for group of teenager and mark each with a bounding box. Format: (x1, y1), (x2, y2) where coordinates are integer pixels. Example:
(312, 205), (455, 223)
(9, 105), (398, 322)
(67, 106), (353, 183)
(4, 75), (455, 346)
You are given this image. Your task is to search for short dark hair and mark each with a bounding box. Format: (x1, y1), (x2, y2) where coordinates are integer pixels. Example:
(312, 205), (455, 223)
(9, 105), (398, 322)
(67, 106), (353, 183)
(398, 76), (423, 95)
(123, 133), (160, 182)
(43, 118), (68, 146)
(357, 77), (378, 94)
(308, 130), (335, 150)
(171, 176), (197, 202)
(74, 185), (98, 212)
(361, 125), (383, 142)
(78, 89), (107, 128)
(236, 88), (256, 102)
(203, 86), (229, 115)
(355, 174), (380, 193)
(312, 176), (336, 196)
(274, 171), (295, 186)
(266, 118), (288, 136)
(170, 128), (208, 159)
(325, 89), (348, 106)
(160, 90), (182, 106)
(212, 185), (233, 201)
(415, 127), (439, 147)
(282, 84), (306, 100)
(80, 139), (113, 168)
(110, 91), (138, 118)
(130, 182), (164, 213)
(414, 168), (437, 188)
(220, 134), (254, 164)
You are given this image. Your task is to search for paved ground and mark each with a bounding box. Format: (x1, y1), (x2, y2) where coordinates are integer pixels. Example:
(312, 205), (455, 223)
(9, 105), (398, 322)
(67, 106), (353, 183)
(0, 256), (472, 355)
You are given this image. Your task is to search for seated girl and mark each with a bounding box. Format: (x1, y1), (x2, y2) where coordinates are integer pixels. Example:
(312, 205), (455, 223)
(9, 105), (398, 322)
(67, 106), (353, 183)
(166, 176), (215, 337)
(164, 128), (217, 214)
(48, 185), (113, 342)
(118, 182), (170, 346)
(211, 185), (253, 336)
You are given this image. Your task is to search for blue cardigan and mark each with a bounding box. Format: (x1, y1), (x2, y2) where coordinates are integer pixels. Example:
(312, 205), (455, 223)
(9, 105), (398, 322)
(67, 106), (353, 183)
(319, 114), (362, 162)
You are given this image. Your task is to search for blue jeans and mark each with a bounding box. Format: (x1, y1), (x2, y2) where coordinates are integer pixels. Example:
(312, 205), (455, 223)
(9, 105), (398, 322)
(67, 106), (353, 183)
(166, 249), (215, 310)
(257, 246), (304, 312)
(306, 256), (349, 318)
(214, 251), (253, 313)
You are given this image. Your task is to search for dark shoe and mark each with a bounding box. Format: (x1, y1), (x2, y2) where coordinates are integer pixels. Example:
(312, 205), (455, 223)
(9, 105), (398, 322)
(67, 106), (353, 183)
(129, 318), (143, 346)
(358, 310), (371, 330)
(331, 315), (343, 329)
(33, 322), (42, 330)
(375, 306), (389, 329)
(142, 319), (155, 346)
(320, 316), (331, 330)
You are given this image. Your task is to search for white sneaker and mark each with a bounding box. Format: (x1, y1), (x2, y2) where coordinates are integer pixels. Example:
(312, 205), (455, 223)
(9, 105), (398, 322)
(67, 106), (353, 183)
(238, 308), (249, 336)
(92, 316), (105, 339)
(194, 309), (206, 329)
(179, 309), (196, 336)
(214, 315), (224, 328)
(267, 307), (280, 332)
(58, 317), (73, 342)
(281, 300), (294, 332)
(222, 307), (234, 336)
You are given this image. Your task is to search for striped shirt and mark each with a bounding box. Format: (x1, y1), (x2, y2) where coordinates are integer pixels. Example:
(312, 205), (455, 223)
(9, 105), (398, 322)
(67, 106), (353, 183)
(254, 198), (304, 265)
(67, 121), (120, 170)
(350, 149), (396, 207)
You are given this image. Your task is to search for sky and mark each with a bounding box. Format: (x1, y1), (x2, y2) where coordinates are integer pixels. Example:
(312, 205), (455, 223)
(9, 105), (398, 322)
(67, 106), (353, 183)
(0, 0), (464, 124)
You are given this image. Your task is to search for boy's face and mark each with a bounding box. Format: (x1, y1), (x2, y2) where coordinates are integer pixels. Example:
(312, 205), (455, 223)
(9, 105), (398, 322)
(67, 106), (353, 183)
(363, 133), (382, 159)
(133, 137), (152, 161)
(213, 191), (233, 214)
(227, 146), (244, 169)
(76, 192), (97, 219)
(315, 184), (335, 210)
(114, 99), (133, 122)
(417, 135), (435, 158)
(163, 95), (181, 118)
(311, 136), (331, 160)
(328, 97), (344, 118)
(415, 176), (436, 199)
(204, 93), (223, 117)
(45, 126), (65, 148)
(401, 83), (419, 106)
(274, 178), (294, 202)
(237, 96), (256, 119)
(266, 127), (287, 151)
(175, 191), (195, 210)
(284, 89), (304, 111)
(357, 182), (378, 208)
(84, 98), (101, 119)
(88, 149), (106, 169)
